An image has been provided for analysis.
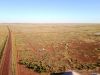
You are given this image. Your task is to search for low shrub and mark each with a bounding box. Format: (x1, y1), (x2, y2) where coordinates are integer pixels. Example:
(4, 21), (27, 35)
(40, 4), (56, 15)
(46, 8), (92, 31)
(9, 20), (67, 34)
(18, 59), (46, 73)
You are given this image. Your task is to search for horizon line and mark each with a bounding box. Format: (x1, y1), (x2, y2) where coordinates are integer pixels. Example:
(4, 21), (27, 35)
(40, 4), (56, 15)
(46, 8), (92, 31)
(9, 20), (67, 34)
(0, 22), (100, 23)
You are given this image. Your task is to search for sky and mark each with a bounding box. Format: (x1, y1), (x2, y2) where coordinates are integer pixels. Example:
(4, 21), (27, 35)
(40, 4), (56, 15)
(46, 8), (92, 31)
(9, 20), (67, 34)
(0, 0), (100, 23)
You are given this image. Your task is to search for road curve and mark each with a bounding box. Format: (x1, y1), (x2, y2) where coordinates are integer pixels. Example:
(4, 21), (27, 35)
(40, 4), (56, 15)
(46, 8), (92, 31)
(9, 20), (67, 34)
(0, 26), (12, 75)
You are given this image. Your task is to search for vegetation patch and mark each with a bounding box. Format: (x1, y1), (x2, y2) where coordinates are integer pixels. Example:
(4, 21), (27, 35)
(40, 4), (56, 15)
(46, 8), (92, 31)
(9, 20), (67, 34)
(18, 58), (100, 73)
(19, 59), (47, 73)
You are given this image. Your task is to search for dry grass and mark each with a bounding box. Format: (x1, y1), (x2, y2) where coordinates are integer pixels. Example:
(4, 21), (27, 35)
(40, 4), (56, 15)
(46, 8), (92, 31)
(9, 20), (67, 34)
(0, 26), (8, 63)
(10, 24), (100, 74)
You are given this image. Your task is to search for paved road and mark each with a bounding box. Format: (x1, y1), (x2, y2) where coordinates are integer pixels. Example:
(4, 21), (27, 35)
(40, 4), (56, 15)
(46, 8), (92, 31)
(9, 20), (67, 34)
(0, 26), (12, 75)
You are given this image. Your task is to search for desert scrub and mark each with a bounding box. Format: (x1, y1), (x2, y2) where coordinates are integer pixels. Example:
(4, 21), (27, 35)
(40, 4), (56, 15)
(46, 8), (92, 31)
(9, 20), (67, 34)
(70, 59), (100, 70)
(18, 57), (72, 73)
(18, 45), (71, 73)
(18, 47), (100, 73)
(19, 59), (47, 73)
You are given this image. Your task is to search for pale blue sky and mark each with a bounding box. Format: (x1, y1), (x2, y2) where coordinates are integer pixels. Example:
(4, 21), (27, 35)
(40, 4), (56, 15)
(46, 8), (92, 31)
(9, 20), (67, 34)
(0, 0), (100, 23)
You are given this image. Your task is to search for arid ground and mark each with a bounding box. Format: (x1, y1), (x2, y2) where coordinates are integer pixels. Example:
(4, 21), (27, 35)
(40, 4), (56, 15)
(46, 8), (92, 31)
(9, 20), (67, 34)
(0, 23), (100, 75)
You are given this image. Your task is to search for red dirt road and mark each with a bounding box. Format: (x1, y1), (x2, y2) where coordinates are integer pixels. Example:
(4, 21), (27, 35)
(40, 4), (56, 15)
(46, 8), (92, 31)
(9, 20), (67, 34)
(0, 27), (12, 75)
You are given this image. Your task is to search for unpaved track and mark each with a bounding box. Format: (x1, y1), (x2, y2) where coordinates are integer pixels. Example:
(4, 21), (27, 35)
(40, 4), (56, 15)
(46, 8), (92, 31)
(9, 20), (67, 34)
(0, 26), (12, 75)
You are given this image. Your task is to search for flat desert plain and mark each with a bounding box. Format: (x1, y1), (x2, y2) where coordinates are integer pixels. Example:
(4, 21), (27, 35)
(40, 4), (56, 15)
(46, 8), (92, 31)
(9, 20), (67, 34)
(0, 23), (100, 75)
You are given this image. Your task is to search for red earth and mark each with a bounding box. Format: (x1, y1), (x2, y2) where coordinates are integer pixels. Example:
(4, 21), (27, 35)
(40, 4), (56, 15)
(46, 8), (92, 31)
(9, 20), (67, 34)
(67, 39), (100, 63)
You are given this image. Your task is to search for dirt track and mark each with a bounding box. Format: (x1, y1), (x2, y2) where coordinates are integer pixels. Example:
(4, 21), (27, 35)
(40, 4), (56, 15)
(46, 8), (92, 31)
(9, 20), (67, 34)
(0, 26), (12, 75)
